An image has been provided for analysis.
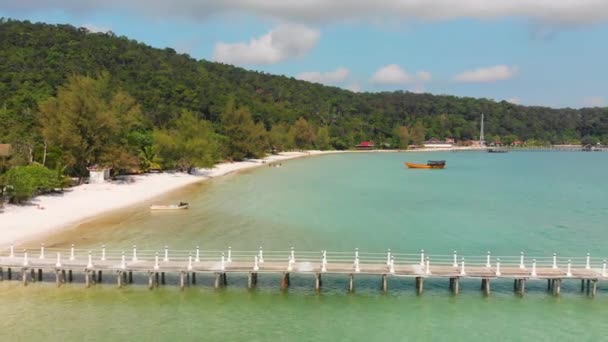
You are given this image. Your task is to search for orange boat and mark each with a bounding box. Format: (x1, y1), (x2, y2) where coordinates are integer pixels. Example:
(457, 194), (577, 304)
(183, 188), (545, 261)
(405, 160), (446, 169)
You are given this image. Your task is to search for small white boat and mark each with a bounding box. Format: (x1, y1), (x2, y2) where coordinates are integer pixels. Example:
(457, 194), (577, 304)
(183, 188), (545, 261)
(150, 202), (189, 210)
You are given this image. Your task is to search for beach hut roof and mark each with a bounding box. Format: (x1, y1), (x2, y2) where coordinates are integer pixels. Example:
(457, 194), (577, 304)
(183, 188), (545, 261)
(357, 141), (375, 147)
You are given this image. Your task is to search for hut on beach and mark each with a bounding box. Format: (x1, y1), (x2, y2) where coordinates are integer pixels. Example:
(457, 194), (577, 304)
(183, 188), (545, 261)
(87, 165), (111, 184)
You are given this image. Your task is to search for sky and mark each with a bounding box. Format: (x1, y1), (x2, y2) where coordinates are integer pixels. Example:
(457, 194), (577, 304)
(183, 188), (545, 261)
(1, 1), (607, 109)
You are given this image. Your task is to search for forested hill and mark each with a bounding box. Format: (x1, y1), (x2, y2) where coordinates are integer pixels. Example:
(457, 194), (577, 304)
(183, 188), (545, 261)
(1, 18), (607, 147)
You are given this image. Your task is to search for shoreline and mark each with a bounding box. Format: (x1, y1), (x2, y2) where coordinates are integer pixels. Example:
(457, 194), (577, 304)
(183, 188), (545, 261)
(0, 147), (485, 247)
(0, 150), (340, 247)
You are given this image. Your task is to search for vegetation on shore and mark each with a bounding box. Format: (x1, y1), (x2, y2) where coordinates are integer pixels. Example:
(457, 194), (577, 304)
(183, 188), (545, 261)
(0, 19), (607, 203)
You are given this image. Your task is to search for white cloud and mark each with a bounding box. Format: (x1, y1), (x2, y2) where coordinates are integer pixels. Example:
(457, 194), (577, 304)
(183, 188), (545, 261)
(297, 67), (350, 85)
(4, 1), (608, 26)
(347, 83), (361, 92)
(81, 23), (110, 33)
(213, 24), (319, 65)
(453, 65), (518, 83)
(583, 96), (607, 107)
(416, 71), (432, 82)
(371, 64), (431, 85)
(507, 97), (522, 104)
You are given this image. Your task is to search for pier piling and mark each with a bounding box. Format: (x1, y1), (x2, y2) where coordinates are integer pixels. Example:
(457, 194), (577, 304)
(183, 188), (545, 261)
(381, 274), (388, 293)
(450, 277), (459, 295)
(415, 277), (424, 295)
(281, 272), (290, 290)
(348, 274), (355, 292)
(214, 273), (222, 289)
(315, 272), (322, 292)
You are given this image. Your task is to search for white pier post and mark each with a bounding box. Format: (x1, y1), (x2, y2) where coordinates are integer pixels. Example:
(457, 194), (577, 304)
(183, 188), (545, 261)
(55, 252), (62, 268)
(9, 244), (14, 258)
(287, 255), (293, 271)
(519, 252), (525, 269)
(70, 244), (75, 261)
(495, 258), (501, 276)
(386, 249), (391, 266)
(585, 253), (591, 270)
(87, 251), (93, 269)
(566, 259), (572, 277)
(460, 257), (465, 276)
(121, 251), (126, 270)
(163, 246), (169, 262)
(486, 251), (491, 268)
(425, 257), (431, 275)
(253, 256), (259, 271)
(420, 249), (425, 266)
(603, 260), (607, 277)
(188, 253), (193, 271)
(132, 245), (138, 262)
(290, 246), (295, 263)
(531, 259), (537, 277)
(221, 253), (226, 271)
(101, 245), (106, 261)
(154, 253), (159, 270)
(195, 246), (200, 263)
(354, 255), (360, 273)
(227, 247), (232, 263)
(258, 247), (264, 263)
(39, 243), (45, 259)
(390, 256), (395, 274)
(552, 253), (557, 269)
(23, 250), (29, 267)
(321, 250), (327, 273)
(453, 251), (458, 268)
(355, 248), (359, 260)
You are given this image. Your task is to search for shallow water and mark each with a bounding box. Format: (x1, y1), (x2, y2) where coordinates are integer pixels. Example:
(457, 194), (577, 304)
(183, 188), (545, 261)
(4, 151), (608, 340)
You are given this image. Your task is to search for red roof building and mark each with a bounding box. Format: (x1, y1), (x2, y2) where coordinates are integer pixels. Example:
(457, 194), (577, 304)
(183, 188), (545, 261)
(355, 141), (375, 149)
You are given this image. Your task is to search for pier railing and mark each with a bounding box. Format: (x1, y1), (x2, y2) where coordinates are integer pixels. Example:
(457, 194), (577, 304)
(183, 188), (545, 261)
(0, 244), (603, 271)
(0, 244), (604, 296)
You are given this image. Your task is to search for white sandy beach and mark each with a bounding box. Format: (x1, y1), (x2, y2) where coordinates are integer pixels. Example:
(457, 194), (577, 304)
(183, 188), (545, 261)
(0, 151), (338, 246)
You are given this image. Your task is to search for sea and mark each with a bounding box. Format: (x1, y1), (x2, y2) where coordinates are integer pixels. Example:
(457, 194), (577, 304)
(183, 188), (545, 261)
(2, 151), (608, 341)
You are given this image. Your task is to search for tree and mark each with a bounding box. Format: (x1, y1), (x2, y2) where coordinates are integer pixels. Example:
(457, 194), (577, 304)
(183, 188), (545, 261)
(38, 74), (144, 178)
(154, 110), (218, 173)
(411, 122), (426, 146)
(220, 98), (268, 160)
(3, 164), (63, 203)
(268, 123), (290, 152)
(395, 126), (411, 149)
(293, 118), (316, 149)
(315, 126), (331, 150)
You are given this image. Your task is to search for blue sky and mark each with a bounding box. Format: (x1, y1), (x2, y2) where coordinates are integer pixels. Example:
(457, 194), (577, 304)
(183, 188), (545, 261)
(1, 1), (607, 108)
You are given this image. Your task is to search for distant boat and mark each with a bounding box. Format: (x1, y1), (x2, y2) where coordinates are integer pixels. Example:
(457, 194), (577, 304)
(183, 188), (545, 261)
(405, 160), (446, 169)
(488, 149), (508, 153)
(150, 202), (189, 210)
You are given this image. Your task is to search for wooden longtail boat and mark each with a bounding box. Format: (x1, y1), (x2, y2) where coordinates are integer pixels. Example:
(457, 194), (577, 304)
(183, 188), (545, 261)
(405, 160), (446, 169)
(150, 202), (189, 210)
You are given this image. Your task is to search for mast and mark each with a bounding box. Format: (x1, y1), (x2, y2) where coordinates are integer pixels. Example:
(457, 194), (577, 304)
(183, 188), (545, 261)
(479, 113), (485, 145)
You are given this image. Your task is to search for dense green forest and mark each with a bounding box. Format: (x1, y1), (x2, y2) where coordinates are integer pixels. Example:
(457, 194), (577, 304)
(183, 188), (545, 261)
(1, 19), (607, 201)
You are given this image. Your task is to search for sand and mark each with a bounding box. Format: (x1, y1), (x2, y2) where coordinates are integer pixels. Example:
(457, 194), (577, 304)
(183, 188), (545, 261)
(0, 151), (338, 247)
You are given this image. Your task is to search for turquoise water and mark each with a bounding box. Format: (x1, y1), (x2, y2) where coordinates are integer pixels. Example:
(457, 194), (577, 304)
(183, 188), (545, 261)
(3, 152), (608, 341)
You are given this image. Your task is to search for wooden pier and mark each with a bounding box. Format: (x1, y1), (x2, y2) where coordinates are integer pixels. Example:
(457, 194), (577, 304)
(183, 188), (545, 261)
(0, 245), (605, 297)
